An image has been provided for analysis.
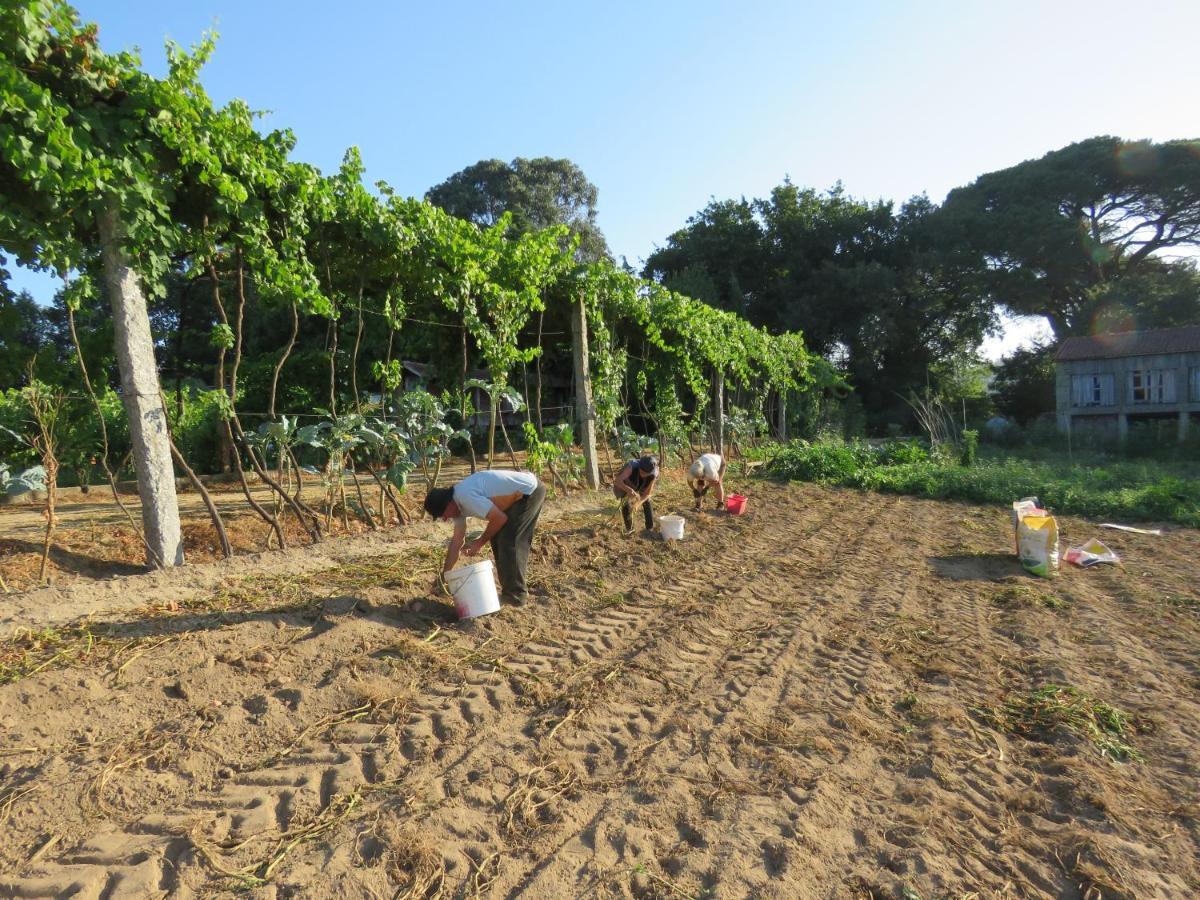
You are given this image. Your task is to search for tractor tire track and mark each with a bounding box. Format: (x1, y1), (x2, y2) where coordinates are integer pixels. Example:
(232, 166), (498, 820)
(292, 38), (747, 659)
(498, 495), (905, 897)
(3, 487), (834, 896)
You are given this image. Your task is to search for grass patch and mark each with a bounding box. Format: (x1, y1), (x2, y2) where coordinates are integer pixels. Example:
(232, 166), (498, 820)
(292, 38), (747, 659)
(0, 625), (180, 685)
(768, 441), (1200, 527)
(0, 627), (90, 683)
(590, 589), (630, 610)
(976, 684), (1141, 761)
(991, 583), (1069, 611)
(1163, 593), (1199, 611)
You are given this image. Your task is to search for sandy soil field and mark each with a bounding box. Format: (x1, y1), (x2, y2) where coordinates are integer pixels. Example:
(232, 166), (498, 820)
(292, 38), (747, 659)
(0, 476), (1197, 898)
(0, 458), (492, 593)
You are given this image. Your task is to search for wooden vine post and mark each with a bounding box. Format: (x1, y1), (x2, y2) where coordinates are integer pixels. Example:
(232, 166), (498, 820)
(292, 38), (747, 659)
(571, 290), (601, 489)
(714, 369), (726, 457)
(97, 199), (185, 567)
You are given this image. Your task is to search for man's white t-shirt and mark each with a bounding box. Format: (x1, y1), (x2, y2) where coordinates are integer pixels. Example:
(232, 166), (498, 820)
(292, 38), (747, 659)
(452, 470), (539, 522)
(694, 453), (723, 480)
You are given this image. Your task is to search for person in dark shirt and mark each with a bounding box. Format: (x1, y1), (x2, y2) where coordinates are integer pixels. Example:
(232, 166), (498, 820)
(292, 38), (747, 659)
(612, 455), (659, 533)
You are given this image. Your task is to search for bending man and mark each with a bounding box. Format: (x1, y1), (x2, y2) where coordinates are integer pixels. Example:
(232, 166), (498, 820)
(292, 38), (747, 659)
(424, 470), (546, 606)
(612, 455), (659, 533)
(687, 452), (726, 511)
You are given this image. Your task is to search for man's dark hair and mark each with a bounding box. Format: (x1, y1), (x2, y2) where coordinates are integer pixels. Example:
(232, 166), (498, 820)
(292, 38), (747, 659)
(424, 486), (454, 519)
(636, 455), (658, 477)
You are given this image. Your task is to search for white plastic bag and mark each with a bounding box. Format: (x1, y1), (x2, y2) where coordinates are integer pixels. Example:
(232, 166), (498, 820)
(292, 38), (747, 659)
(1064, 539), (1120, 568)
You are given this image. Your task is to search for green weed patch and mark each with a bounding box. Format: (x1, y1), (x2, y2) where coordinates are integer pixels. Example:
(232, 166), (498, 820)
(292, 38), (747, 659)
(976, 684), (1141, 761)
(768, 442), (1200, 527)
(991, 583), (1069, 611)
(0, 626), (99, 684)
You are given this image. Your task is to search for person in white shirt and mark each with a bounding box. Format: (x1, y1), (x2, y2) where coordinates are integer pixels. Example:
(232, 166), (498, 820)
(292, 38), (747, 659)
(687, 452), (726, 511)
(424, 470), (545, 606)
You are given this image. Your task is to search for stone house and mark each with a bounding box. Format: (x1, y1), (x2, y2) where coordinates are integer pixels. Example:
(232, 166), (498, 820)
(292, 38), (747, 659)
(1054, 326), (1200, 442)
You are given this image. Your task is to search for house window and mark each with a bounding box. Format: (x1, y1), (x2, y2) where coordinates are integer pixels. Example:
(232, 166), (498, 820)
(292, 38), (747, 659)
(1071, 373), (1114, 407)
(1129, 369), (1176, 404)
(1191, 367), (1200, 402)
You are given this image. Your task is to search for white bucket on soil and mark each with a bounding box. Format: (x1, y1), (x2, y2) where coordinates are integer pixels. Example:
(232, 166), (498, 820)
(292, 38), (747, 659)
(445, 559), (501, 619)
(660, 515), (686, 540)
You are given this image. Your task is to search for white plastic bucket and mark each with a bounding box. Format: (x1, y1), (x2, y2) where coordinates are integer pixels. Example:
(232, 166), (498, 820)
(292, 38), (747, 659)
(660, 515), (685, 540)
(445, 559), (501, 619)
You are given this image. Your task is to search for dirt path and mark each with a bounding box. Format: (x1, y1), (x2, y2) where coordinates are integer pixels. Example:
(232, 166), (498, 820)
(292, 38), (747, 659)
(0, 488), (601, 639)
(0, 458), (515, 594)
(0, 479), (1197, 898)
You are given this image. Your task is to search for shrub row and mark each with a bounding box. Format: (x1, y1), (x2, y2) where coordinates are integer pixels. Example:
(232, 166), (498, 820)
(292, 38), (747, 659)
(767, 441), (1200, 528)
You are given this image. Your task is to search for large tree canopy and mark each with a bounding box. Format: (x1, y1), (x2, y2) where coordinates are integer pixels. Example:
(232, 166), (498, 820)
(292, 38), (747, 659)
(643, 197), (764, 319)
(426, 157), (609, 261)
(0, 291), (51, 387)
(645, 183), (994, 428)
(989, 341), (1056, 426)
(942, 136), (1200, 337)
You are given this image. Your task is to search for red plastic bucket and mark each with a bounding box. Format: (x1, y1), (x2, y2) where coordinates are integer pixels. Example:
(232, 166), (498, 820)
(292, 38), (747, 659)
(725, 494), (747, 515)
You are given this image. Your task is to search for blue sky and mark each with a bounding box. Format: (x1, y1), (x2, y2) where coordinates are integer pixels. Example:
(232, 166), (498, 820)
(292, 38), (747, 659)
(10, 0), (1199, 358)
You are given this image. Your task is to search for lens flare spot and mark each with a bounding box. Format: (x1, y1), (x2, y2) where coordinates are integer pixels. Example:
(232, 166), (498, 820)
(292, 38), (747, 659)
(1116, 142), (1158, 177)
(1092, 302), (1136, 337)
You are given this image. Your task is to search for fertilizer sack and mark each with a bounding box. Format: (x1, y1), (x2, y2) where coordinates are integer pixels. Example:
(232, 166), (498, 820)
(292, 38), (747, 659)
(1012, 500), (1058, 578)
(1011, 498), (1041, 552)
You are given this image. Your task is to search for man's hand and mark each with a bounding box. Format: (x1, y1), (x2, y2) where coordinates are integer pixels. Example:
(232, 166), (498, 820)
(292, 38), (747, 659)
(462, 538), (486, 557)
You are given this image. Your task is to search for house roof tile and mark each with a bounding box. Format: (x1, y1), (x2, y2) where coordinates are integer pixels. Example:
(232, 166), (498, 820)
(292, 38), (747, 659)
(1055, 325), (1200, 362)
